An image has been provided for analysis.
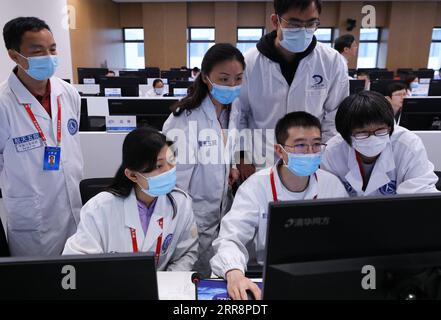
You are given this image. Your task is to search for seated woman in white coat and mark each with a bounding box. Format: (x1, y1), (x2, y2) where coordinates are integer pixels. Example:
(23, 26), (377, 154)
(63, 128), (198, 271)
(321, 91), (439, 197)
(210, 112), (348, 300)
(162, 43), (245, 277)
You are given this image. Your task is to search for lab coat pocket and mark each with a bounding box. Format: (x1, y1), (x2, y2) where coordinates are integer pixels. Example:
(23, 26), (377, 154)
(3, 195), (42, 231)
(305, 88), (328, 112)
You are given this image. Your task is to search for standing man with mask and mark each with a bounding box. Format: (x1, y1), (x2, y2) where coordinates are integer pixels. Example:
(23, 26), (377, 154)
(0, 17), (83, 256)
(235, 0), (349, 178)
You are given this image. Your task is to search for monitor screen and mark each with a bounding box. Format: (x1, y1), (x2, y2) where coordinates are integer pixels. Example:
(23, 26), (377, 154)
(263, 194), (441, 299)
(428, 80), (441, 96)
(399, 97), (441, 130)
(99, 76), (141, 97)
(77, 67), (108, 85)
(0, 253), (158, 299)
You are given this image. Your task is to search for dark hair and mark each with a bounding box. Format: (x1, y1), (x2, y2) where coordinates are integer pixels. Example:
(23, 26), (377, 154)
(404, 74), (418, 90)
(334, 34), (355, 53)
(171, 43), (245, 116)
(107, 70), (115, 75)
(192, 67), (200, 72)
(3, 17), (51, 52)
(107, 127), (171, 198)
(275, 111), (322, 144)
(356, 71), (370, 79)
(152, 79), (163, 88)
(335, 91), (395, 146)
(386, 82), (407, 98)
(274, 0), (322, 16)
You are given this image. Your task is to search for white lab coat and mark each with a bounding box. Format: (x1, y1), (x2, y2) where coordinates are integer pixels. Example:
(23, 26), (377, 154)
(321, 125), (439, 197)
(63, 188), (198, 271)
(0, 72), (83, 256)
(162, 96), (239, 276)
(210, 164), (348, 278)
(234, 42), (349, 168)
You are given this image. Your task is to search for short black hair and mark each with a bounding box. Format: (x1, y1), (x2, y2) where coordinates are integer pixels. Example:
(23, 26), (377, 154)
(335, 91), (395, 146)
(3, 17), (51, 52)
(274, 0), (322, 16)
(356, 71), (370, 79)
(152, 79), (163, 87)
(275, 111), (322, 144)
(334, 34), (355, 53)
(192, 67), (200, 72)
(386, 82), (407, 98)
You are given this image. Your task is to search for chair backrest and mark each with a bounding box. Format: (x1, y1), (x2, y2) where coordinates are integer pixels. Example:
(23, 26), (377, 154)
(79, 178), (114, 205)
(435, 171), (441, 192)
(0, 217), (10, 257)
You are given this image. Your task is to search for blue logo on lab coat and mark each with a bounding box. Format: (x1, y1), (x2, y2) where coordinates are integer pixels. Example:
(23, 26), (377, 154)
(313, 75), (323, 85)
(68, 118), (78, 135)
(379, 180), (397, 195)
(162, 233), (173, 253)
(342, 180), (357, 197)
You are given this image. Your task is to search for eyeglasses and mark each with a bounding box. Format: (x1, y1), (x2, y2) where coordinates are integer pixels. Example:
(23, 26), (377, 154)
(352, 128), (390, 140)
(282, 143), (327, 154)
(392, 92), (408, 97)
(278, 16), (320, 31)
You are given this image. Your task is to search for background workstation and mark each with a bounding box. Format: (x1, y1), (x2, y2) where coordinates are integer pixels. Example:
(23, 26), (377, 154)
(2, 0), (441, 300)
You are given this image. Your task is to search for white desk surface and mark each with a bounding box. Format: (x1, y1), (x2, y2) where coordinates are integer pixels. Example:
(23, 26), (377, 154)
(157, 271), (196, 300)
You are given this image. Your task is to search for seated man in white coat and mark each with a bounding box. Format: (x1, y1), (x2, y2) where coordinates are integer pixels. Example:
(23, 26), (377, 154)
(210, 112), (348, 300)
(321, 91), (439, 196)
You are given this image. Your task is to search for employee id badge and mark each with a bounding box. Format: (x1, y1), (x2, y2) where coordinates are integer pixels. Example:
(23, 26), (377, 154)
(43, 146), (61, 171)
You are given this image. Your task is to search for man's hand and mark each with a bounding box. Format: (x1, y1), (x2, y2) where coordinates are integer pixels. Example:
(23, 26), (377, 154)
(226, 269), (261, 300)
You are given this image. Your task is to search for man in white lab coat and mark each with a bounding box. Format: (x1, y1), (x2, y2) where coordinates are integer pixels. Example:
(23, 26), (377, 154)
(0, 17), (83, 256)
(210, 112), (348, 300)
(334, 34), (358, 79)
(235, 0), (349, 178)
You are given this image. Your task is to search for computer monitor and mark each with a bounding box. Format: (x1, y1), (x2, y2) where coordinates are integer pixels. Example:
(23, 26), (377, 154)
(161, 70), (192, 80)
(263, 194), (441, 299)
(99, 76), (140, 97)
(139, 67), (161, 78)
(399, 97), (441, 130)
(0, 253), (158, 299)
(370, 79), (406, 96)
(368, 70), (394, 80)
(349, 80), (366, 95)
(77, 67), (108, 84)
(168, 80), (194, 96)
(416, 69), (435, 80)
(428, 80), (441, 96)
(348, 69), (357, 78)
(79, 98), (105, 132)
(118, 71), (149, 84)
(108, 98), (178, 130)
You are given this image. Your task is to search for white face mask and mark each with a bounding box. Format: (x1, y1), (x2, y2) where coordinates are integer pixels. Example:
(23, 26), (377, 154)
(154, 88), (164, 95)
(351, 135), (390, 158)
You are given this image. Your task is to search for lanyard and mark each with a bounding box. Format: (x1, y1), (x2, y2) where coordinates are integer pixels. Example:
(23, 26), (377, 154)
(355, 151), (367, 188)
(269, 167), (318, 202)
(130, 217), (164, 266)
(24, 96), (61, 147)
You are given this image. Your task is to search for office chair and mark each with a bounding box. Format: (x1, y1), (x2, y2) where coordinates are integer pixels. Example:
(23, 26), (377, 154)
(79, 178), (114, 205)
(0, 217), (10, 257)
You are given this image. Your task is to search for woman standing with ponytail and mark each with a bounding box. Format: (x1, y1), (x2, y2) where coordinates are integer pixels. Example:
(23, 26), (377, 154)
(63, 128), (198, 271)
(162, 43), (245, 277)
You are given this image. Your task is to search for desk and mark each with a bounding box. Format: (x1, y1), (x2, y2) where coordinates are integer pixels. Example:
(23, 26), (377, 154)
(157, 271), (195, 300)
(413, 131), (441, 171)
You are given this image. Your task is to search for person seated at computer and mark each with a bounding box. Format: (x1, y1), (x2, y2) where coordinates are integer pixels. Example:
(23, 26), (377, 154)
(321, 91), (439, 197)
(404, 75), (419, 96)
(385, 82), (408, 122)
(63, 128), (198, 271)
(210, 112), (348, 300)
(356, 71), (370, 90)
(435, 68), (441, 80)
(146, 79), (165, 97)
(105, 70), (116, 77)
(191, 67), (200, 80)
(162, 43), (244, 278)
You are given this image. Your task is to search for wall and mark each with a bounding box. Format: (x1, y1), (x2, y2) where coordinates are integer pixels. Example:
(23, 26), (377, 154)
(0, 0), (73, 82)
(68, 0), (124, 83)
(86, 1), (441, 73)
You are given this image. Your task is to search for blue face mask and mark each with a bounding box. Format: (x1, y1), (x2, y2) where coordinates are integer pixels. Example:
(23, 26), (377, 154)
(208, 78), (241, 105)
(280, 28), (314, 53)
(138, 167), (176, 197)
(17, 52), (58, 81)
(410, 82), (419, 90)
(283, 148), (322, 177)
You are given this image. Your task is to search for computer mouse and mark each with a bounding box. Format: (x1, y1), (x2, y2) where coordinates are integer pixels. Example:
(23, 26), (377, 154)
(246, 289), (256, 300)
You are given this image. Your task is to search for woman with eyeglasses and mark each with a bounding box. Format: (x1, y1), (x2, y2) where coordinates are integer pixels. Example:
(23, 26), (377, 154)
(210, 112), (348, 300)
(321, 91), (439, 197)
